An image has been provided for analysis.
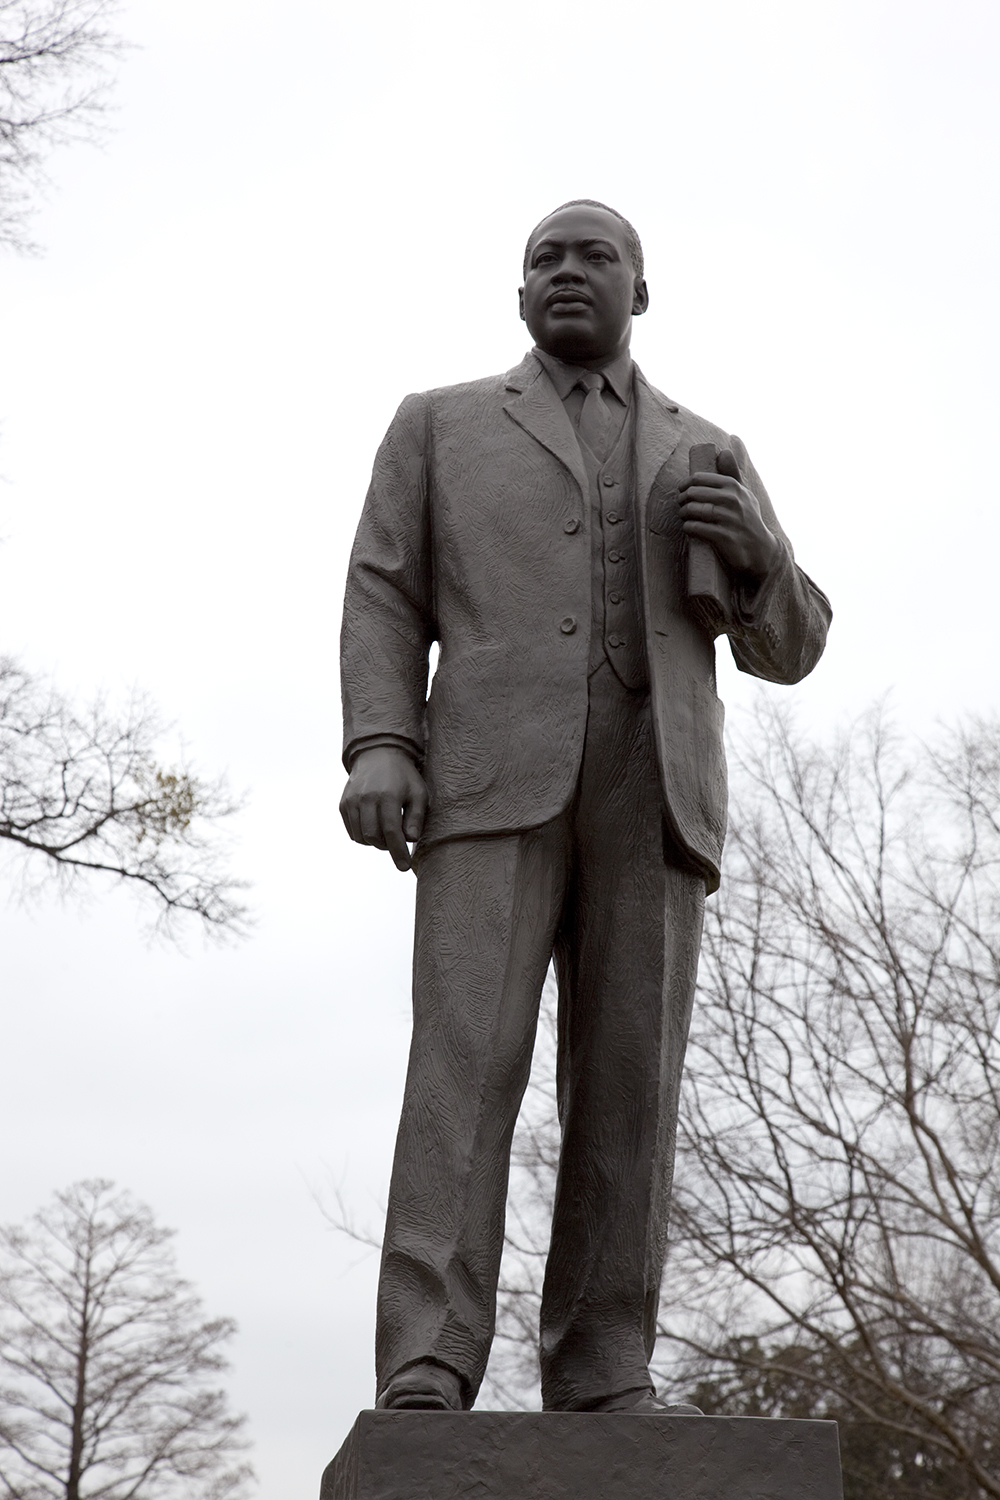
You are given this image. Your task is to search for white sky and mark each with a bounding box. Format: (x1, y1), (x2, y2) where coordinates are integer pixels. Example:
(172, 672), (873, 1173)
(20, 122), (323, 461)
(2, 0), (998, 1493)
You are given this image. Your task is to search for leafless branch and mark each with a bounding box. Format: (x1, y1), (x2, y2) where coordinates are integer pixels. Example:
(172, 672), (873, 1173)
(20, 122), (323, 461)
(0, 655), (250, 938)
(0, 0), (124, 249)
(657, 701), (1000, 1496)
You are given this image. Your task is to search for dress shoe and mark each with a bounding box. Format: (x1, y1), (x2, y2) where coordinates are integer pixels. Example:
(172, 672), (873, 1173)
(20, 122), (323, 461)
(592, 1386), (703, 1416)
(375, 1361), (465, 1411)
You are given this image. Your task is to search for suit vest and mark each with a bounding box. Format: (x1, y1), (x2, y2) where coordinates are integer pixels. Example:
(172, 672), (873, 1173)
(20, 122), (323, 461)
(576, 403), (648, 691)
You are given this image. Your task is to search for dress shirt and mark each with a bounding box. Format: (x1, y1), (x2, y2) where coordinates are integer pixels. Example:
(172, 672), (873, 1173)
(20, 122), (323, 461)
(533, 347), (633, 456)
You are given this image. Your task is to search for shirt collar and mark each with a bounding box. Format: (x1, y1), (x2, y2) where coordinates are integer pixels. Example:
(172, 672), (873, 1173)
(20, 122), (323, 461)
(532, 346), (634, 406)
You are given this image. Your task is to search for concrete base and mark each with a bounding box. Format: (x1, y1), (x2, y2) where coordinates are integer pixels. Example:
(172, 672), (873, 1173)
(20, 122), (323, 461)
(320, 1409), (843, 1499)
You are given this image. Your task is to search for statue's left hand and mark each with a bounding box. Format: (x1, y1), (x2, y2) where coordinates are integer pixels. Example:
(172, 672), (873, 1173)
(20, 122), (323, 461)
(679, 448), (780, 581)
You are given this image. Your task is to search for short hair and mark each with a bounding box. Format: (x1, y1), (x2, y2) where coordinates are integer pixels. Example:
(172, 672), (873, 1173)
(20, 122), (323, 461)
(523, 199), (644, 279)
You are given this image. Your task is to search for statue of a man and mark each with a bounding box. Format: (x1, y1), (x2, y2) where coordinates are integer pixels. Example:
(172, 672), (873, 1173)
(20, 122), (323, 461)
(339, 199), (830, 1415)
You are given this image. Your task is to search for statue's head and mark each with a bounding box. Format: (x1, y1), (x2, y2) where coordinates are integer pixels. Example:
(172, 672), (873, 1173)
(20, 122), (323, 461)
(519, 200), (648, 365)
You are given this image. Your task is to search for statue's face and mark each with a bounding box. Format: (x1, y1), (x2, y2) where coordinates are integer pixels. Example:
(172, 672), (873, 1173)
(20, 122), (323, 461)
(519, 205), (647, 364)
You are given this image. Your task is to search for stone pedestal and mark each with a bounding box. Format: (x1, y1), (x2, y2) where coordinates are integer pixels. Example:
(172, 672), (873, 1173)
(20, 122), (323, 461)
(320, 1409), (843, 1499)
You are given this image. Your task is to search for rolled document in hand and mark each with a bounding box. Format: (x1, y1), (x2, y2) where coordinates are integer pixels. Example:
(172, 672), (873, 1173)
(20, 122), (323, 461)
(685, 442), (733, 637)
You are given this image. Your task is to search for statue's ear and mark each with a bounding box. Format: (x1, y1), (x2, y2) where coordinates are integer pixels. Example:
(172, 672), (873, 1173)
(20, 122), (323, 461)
(518, 287), (526, 322)
(632, 278), (649, 316)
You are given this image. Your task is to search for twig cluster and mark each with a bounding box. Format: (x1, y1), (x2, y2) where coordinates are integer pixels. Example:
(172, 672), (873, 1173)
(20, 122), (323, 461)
(0, 0), (123, 249)
(0, 655), (249, 937)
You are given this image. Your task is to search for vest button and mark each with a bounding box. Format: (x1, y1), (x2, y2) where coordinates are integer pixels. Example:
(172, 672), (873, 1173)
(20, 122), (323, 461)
(560, 617), (577, 634)
(608, 549), (623, 563)
(609, 591), (622, 605)
(608, 634), (624, 648)
(606, 510), (620, 524)
(563, 518), (580, 534)
(602, 475), (616, 487)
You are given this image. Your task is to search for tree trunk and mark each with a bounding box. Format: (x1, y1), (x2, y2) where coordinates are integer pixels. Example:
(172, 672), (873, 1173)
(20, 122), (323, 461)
(66, 1265), (90, 1500)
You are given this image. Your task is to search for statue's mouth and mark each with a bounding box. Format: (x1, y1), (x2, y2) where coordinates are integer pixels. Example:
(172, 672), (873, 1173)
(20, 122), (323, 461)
(548, 291), (592, 309)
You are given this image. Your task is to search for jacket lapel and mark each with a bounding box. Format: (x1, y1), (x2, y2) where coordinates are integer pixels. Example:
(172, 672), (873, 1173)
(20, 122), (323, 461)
(633, 366), (684, 524)
(503, 355), (588, 499)
(502, 354), (683, 510)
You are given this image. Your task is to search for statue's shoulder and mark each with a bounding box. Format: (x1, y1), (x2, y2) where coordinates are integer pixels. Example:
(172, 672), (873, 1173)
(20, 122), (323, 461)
(383, 370), (520, 447)
(418, 371), (510, 406)
(382, 363), (531, 453)
(416, 360), (530, 408)
(410, 354), (538, 413)
(633, 367), (731, 448)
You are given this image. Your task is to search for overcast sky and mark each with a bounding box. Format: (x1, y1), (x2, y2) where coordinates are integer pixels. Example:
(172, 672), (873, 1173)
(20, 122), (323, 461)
(2, 0), (999, 1493)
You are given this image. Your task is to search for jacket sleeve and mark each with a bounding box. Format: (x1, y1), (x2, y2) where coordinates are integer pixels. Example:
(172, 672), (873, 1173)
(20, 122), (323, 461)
(341, 392), (436, 770)
(724, 434), (832, 685)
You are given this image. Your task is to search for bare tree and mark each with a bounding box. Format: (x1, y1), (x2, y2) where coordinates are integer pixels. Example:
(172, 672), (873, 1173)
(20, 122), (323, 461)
(661, 703), (1000, 1497)
(0, 0), (123, 250)
(0, 656), (248, 936)
(0, 1180), (252, 1500)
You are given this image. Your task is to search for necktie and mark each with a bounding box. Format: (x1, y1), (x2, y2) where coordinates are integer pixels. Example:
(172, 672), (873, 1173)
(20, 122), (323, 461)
(576, 371), (612, 462)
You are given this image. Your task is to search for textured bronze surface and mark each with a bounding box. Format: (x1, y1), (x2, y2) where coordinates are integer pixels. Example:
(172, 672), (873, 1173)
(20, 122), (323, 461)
(320, 1410), (844, 1500)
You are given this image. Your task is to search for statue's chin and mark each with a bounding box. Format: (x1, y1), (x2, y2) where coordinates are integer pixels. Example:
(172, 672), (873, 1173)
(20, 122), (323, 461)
(537, 331), (610, 364)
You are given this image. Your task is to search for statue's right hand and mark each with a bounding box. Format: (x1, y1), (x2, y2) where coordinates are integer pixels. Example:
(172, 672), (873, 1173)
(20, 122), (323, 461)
(339, 746), (429, 872)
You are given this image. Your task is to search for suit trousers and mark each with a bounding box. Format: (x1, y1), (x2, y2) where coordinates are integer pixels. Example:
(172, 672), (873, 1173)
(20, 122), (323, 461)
(375, 659), (706, 1410)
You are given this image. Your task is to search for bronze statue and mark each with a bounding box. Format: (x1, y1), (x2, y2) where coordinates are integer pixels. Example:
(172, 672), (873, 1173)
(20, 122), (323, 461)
(339, 200), (831, 1416)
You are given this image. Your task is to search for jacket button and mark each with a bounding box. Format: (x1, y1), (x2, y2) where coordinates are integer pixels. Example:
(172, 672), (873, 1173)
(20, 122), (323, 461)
(563, 518), (580, 534)
(609, 591), (622, 605)
(608, 549), (623, 563)
(608, 634), (623, 648)
(606, 510), (620, 524)
(603, 475), (616, 487)
(560, 617), (577, 634)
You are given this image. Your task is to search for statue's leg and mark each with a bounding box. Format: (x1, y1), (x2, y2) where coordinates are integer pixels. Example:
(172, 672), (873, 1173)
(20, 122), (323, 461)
(539, 662), (705, 1411)
(376, 822), (569, 1406)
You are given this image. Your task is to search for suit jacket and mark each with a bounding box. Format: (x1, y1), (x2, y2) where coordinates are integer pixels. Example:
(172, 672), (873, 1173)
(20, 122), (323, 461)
(341, 352), (831, 892)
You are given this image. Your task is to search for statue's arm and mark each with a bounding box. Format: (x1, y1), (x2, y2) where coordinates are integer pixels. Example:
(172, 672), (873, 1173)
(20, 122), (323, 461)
(340, 394), (435, 869)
